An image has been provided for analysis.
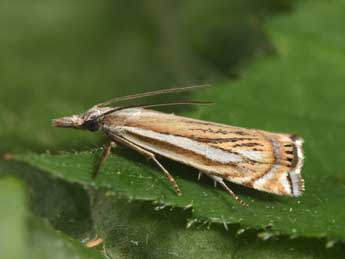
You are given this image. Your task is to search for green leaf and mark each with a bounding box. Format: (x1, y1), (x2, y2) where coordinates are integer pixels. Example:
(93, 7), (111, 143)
(28, 218), (104, 259)
(192, 0), (345, 239)
(0, 176), (104, 259)
(4, 0), (345, 257)
(0, 160), (94, 239)
(4, 163), (344, 259)
(16, 0), (345, 241)
(88, 191), (345, 259)
(0, 178), (26, 259)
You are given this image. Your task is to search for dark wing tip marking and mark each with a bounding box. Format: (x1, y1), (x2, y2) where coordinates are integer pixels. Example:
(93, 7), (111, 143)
(288, 136), (305, 196)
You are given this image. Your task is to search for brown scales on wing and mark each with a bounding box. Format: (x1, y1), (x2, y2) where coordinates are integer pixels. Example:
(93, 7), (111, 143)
(103, 108), (304, 196)
(103, 109), (276, 162)
(242, 133), (304, 196)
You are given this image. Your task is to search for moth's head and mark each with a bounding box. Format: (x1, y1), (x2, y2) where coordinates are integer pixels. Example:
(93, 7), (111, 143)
(52, 106), (115, 132)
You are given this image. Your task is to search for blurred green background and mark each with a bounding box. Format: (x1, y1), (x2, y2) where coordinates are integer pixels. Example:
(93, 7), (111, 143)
(2, 1), (345, 259)
(0, 0), (288, 154)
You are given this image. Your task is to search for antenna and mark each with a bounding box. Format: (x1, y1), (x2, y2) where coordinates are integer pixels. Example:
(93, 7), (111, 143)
(97, 84), (210, 107)
(95, 100), (213, 119)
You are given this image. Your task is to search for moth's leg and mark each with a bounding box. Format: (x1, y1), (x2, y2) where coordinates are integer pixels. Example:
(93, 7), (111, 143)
(93, 141), (117, 180)
(198, 171), (203, 181)
(111, 135), (181, 196)
(207, 174), (248, 206)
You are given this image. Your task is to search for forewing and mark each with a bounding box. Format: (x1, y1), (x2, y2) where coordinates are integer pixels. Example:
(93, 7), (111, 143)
(103, 108), (304, 196)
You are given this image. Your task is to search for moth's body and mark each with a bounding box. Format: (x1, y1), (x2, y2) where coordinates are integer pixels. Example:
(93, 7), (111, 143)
(101, 108), (304, 196)
(53, 86), (304, 205)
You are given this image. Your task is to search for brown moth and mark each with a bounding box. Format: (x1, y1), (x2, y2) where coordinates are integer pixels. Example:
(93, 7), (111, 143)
(52, 85), (304, 206)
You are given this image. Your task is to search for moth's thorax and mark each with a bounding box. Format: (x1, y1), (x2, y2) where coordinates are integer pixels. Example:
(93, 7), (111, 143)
(83, 106), (115, 121)
(101, 108), (149, 128)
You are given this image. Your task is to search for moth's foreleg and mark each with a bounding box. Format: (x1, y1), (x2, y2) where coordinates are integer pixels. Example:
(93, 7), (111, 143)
(207, 175), (248, 206)
(198, 171), (203, 181)
(111, 135), (182, 196)
(93, 141), (117, 180)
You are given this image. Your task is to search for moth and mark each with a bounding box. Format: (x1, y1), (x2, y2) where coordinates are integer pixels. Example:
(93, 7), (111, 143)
(53, 85), (304, 205)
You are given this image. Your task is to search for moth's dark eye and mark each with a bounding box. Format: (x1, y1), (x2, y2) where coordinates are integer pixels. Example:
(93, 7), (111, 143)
(83, 120), (100, 132)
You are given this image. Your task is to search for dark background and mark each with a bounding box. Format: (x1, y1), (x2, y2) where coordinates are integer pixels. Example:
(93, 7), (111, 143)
(0, 0), (291, 153)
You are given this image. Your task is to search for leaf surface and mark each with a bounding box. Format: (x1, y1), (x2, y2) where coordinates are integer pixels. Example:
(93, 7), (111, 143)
(0, 178), (26, 259)
(16, 0), (345, 241)
(2, 165), (344, 259)
(88, 191), (345, 259)
(0, 176), (104, 259)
